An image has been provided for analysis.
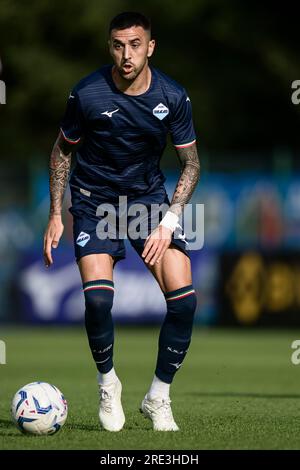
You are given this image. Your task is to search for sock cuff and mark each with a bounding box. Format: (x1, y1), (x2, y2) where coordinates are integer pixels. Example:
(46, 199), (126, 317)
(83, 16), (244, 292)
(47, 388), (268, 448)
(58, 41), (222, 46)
(164, 284), (195, 302)
(83, 279), (114, 293)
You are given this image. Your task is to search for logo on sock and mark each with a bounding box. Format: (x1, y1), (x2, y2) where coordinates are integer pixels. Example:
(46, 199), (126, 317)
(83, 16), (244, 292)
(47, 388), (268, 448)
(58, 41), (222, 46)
(167, 347), (187, 355)
(169, 361), (183, 370)
(93, 344), (112, 354)
(96, 357), (110, 364)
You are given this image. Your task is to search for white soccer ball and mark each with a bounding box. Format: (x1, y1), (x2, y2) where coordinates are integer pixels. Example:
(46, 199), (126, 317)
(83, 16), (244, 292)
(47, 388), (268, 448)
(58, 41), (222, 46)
(11, 382), (68, 435)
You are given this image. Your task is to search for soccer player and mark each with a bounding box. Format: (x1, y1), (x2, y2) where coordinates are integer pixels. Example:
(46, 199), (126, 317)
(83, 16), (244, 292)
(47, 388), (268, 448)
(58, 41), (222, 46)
(43, 12), (200, 432)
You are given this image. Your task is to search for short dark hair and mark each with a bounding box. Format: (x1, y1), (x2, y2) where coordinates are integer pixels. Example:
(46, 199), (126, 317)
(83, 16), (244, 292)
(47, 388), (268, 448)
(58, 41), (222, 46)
(109, 12), (151, 36)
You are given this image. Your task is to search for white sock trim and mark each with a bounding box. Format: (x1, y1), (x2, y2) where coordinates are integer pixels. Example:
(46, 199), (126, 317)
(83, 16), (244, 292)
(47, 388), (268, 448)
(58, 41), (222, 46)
(148, 374), (170, 399)
(97, 367), (118, 386)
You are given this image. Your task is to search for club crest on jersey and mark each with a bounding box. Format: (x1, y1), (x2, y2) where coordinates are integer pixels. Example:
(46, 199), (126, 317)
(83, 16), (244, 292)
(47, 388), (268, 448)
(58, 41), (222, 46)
(76, 231), (90, 247)
(153, 103), (169, 120)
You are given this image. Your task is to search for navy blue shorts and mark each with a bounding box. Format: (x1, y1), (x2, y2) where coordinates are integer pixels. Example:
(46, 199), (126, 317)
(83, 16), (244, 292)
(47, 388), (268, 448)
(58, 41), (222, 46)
(69, 187), (190, 265)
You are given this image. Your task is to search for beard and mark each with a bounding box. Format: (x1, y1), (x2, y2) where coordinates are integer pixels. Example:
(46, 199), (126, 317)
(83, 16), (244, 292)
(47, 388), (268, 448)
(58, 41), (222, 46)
(117, 60), (147, 81)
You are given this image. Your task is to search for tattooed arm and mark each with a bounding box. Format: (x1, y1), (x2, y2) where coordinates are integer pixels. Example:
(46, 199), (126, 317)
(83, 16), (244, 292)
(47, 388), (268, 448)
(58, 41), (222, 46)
(169, 142), (200, 216)
(142, 142), (200, 266)
(49, 132), (73, 215)
(43, 132), (75, 267)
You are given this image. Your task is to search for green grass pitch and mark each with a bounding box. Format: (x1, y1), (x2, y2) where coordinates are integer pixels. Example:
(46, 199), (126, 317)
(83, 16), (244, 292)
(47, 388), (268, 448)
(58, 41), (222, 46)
(1, 326), (300, 450)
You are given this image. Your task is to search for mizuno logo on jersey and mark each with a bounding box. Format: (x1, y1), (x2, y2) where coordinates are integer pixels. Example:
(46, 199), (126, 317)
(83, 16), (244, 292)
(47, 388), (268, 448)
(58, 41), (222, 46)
(76, 231), (90, 247)
(101, 108), (119, 118)
(153, 103), (169, 120)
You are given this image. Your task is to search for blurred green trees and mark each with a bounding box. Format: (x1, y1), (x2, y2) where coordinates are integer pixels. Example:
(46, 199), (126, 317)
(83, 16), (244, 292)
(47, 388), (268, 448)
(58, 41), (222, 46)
(0, 0), (299, 167)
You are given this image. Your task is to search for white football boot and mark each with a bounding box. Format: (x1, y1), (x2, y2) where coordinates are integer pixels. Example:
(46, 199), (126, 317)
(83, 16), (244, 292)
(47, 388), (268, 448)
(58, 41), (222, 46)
(98, 378), (125, 432)
(140, 394), (179, 431)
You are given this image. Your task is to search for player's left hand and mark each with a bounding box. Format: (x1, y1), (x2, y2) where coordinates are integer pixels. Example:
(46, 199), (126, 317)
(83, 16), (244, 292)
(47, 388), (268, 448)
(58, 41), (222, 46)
(142, 225), (172, 266)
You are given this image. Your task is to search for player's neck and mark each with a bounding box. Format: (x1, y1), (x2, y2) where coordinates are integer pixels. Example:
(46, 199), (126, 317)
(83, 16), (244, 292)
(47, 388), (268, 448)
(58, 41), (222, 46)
(112, 64), (152, 96)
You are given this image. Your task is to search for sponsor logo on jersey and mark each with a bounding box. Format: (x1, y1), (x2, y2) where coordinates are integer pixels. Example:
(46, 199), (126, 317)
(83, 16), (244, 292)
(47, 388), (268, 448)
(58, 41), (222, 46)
(76, 231), (90, 247)
(153, 103), (169, 120)
(101, 108), (119, 118)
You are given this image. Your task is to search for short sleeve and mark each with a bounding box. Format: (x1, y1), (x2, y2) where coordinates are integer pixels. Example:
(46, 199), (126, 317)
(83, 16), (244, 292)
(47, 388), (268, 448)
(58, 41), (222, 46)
(169, 89), (196, 149)
(60, 90), (84, 144)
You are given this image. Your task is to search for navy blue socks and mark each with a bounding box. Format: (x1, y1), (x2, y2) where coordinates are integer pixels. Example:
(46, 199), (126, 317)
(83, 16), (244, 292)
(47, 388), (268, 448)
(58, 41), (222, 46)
(155, 285), (197, 384)
(83, 279), (115, 374)
(83, 279), (197, 385)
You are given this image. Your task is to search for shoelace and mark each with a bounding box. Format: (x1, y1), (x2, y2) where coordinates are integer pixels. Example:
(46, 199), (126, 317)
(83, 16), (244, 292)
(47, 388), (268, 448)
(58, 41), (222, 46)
(148, 398), (174, 421)
(99, 388), (113, 413)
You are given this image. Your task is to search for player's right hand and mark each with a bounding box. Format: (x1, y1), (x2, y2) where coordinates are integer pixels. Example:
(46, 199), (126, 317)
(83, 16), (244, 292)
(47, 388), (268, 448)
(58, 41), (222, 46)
(43, 215), (64, 267)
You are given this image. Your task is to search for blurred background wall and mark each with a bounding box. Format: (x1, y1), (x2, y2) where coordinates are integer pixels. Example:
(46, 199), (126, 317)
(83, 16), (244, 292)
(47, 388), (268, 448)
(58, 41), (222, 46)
(0, 0), (300, 327)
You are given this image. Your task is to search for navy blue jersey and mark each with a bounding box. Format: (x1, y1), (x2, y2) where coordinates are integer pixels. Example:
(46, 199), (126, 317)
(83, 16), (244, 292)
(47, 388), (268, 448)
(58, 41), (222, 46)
(60, 64), (196, 201)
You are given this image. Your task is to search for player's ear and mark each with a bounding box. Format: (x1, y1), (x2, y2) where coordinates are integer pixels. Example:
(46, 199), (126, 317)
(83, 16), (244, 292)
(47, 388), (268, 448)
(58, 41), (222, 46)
(147, 39), (155, 58)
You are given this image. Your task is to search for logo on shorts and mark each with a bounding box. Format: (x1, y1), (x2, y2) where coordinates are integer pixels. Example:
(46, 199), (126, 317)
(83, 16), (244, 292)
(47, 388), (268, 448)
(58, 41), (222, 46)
(76, 231), (90, 247)
(153, 103), (169, 120)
